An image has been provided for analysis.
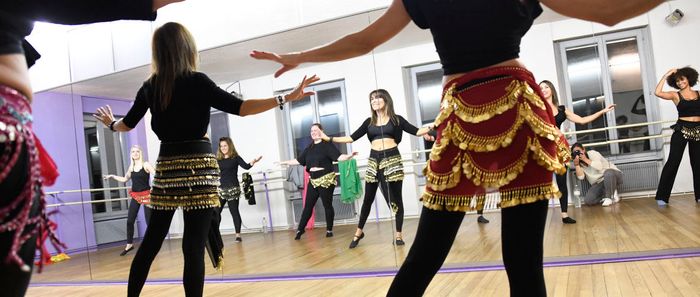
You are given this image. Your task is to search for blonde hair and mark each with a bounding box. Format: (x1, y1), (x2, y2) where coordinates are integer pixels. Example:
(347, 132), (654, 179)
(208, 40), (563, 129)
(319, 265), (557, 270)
(217, 137), (239, 160)
(150, 22), (199, 110)
(128, 145), (149, 174)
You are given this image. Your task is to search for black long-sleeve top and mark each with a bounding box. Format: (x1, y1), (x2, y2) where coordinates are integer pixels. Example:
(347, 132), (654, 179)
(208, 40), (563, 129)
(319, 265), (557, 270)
(218, 156), (252, 187)
(296, 141), (341, 179)
(350, 115), (420, 144)
(0, 0), (156, 67)
(122, 72), (244, 142)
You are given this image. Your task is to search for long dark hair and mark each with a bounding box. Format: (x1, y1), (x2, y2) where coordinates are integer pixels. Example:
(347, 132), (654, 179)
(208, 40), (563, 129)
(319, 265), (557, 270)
(149, 22), (199, 110)
(369, 89), (398, 126)
(539, 80), (559, 106)
(217, 137), (239, 160)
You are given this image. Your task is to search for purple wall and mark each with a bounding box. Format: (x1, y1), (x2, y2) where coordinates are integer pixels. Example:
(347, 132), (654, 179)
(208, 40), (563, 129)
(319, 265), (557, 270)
(32, 92), (149, 254)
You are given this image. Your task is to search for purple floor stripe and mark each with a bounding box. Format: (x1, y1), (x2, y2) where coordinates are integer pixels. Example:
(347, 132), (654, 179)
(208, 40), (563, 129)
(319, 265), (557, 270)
(30, 249), (700, 287)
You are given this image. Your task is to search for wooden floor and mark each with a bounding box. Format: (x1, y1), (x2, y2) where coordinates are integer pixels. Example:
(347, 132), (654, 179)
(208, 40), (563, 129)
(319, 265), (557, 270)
(29, 195), (700, 292)
(26, 257), (700, 296)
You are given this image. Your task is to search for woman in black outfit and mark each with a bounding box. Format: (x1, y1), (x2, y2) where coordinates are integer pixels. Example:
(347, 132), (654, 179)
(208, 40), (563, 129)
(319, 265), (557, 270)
(280, 123), (356, 239)
(321, 89), (434, 248)
(654, 67), (700, 205)
(0, 1), (183, 296)
(104, 145), (154, 255)
(539, 80), (615, 224)
(251, 0), (662, 295)
(94, 22), (318, 297)
(217, 136), (261, 242)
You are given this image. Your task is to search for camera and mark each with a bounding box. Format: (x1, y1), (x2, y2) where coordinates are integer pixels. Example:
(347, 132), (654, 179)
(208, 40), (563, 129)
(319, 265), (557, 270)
(571, 150), (582, 158)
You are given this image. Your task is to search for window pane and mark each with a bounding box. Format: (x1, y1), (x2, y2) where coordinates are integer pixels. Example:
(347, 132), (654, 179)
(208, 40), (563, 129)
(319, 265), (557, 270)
(606, 37), (650, 154)
(317, 87), (348, 154)
(209, 112), (230, 153)
(290, 96), (314, 157)
(565, 45), (610, 155)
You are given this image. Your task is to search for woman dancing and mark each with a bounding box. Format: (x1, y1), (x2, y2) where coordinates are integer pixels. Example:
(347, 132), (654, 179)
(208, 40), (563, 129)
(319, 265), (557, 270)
(0, 1), (184, 296)
(104, 145), (154, 255)
(654, 67), (700, 205)
(94, 22), (318, 297)
(279, 123), (356, 240)
(539, 80), (615, 223)
(320, 89), (434, 248)
(216, 136), (261, 242)
(251, 0), (662, 295)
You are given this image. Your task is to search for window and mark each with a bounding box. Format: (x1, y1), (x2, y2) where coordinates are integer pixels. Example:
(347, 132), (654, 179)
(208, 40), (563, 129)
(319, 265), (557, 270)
(556, 28), (658, 157)
(283, 81), (351, 158)
(407, 63), (443, 178)
(208, 111), (230, 154)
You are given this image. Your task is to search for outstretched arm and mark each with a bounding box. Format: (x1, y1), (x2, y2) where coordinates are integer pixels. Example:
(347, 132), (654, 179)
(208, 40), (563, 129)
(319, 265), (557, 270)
(250, 0), (412, 77)
(564, 104), (616, 125)
(104, 171), (131, 183)
(540, 0), (664, 26)
(337, 152), (359, 161)
(279, 159), (300, 166)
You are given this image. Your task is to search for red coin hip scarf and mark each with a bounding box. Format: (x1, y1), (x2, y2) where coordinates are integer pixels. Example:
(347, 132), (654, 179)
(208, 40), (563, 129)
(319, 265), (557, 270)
(0, 85), (63, 271)
(421, 67), (570, 212)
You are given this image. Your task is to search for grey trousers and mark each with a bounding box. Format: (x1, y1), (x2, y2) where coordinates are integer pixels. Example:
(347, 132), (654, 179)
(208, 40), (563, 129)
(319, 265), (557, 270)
(584, 170), (623, 205)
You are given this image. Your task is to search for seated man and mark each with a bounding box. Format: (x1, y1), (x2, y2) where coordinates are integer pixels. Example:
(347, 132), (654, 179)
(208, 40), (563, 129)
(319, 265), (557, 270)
(572, 143), (623, 207)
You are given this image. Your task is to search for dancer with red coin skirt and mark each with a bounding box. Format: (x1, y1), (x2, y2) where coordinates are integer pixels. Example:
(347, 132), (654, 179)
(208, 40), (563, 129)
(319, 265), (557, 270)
(250, 1), (662, 296)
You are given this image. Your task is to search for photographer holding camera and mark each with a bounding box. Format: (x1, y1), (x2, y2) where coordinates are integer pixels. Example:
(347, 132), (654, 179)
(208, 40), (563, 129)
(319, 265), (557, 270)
(572, 143), (623, 206)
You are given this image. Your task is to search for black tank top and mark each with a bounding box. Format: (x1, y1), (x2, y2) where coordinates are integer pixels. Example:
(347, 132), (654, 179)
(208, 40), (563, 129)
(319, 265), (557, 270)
(554, 106), (567, 128)
(131, 168), (150, 192)
(677, 91), (700, 117)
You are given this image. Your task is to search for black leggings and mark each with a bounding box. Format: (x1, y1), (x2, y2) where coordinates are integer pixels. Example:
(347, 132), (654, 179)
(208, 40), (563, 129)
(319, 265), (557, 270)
(656, 128), (700, 202)
(0, 144), (39, 297)
(128, 208), (213, 297)
(297, 182), (335, 231)
(555, 172), (569, 213)
(388, 200), (548, 297)
(219, 198), (242, 233)
(127, 199), (152, 244)
(358, 179), (404, 232)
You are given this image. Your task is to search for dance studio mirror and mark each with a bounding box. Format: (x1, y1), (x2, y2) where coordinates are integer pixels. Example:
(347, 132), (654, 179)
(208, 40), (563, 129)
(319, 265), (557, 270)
(27, 3), (700, 285)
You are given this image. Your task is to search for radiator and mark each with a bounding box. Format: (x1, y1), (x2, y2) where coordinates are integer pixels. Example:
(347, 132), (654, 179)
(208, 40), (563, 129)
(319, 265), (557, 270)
(290, 190), (356, 224)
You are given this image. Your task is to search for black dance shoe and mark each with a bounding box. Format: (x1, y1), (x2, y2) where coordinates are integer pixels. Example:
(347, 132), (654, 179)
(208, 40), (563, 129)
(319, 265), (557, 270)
(348, 232), (365, 249)
(235, 236), (243, 242)
(477, 215), (490, 224)
(562, 217), (577, 224)
(294, 230), (305, 240)
(326, 231), (334, 238)
(394, 238), (405, 246)
(120, 246), (134, 256)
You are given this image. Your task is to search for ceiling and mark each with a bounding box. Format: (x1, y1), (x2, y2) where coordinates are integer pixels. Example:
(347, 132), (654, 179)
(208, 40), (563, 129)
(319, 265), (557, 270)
(49, 7), (567, 100)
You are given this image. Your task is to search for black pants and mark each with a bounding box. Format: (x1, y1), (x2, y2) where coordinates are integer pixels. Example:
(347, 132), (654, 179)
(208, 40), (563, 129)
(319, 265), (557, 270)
(127, 208), (213, 297)
(127, 199), (152, 244)
(218, 198), (242, 233)
(555, 172), (569, 213)
(0, 144), (39, 297)
(656, 128), (700, 202)
(358, 179), (404, 232)
(297, 182), (335, 232)
(387, 200), (548, 297)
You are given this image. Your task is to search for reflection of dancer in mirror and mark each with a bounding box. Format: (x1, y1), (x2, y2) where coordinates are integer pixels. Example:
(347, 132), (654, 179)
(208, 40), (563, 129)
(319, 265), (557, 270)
(104, 145), (154, 256)
(539, 80), (615, 224)
(0, 1), (185, 296)
(654, 67), (700, 205)
(319, 89), (434, 248)
(216, 137), (261, 242)
(94, 22), (319, 297)
(252, 0), (662, 295)
(279, 123), (357, 240)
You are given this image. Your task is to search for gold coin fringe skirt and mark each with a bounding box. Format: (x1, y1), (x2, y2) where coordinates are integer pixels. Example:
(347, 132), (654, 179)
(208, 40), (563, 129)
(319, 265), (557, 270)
(365, 147), (404, 183)
(151, 139), (221, 210)
(422, 66), (569, 212)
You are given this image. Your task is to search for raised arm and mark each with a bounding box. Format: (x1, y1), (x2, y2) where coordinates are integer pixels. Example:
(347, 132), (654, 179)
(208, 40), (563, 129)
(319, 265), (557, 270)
(143, 162), (156, 174)
(104, 170), (131, 183)
(211, 75), (319, 116)
(564, 104), (616, 125)
(540, 0), (664, 27)
(250, 0), (412, 77)
(655, 69), (680, 102)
